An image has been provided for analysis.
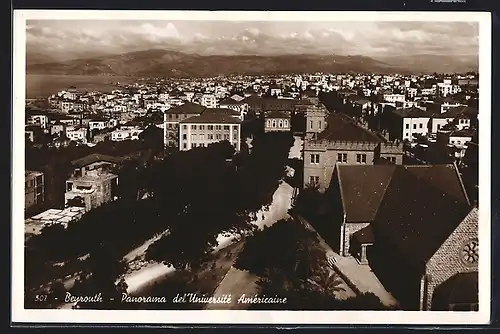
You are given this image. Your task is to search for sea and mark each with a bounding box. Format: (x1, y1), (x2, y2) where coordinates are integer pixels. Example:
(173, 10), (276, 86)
(25, 74), (140, 99)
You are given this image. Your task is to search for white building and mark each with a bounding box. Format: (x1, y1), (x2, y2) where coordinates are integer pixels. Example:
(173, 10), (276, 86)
(178, 113), (241, 151)
(384, 94), (406, 103)
(200, 94), (217, 109)
(66, 126), (88, 143)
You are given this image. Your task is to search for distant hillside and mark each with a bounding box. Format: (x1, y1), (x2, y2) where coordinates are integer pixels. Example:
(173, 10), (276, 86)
(373, 55), (478, 75)
(27, 49), (412, 77)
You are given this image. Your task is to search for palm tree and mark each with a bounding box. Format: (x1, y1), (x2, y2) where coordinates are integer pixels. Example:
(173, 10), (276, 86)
(307, 267), (346, 296)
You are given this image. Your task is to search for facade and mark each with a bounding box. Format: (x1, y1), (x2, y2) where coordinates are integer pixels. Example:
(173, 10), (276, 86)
(304, 105), (328, 134)
(264, 111), (291, 133)
(303, 113), (383, 191)
(384, 94), (405, 103)
(163, 102), (206, 147)
(65, 154), (121, 212)
(200, 94), (217, 108)
(25, 171), (44, 211)
(178, 112), (241, 151)
(386, 107), (433, 141)
(66, 126), (88, 143)
(329, 163), (475, 310)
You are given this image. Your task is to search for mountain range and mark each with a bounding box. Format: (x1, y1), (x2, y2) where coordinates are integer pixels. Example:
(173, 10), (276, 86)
(26, 49), (478, 78)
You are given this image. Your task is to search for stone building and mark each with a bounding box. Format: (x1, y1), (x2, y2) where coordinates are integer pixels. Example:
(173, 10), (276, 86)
(328, 163), (476, 310)
(64, 154), (121, 212)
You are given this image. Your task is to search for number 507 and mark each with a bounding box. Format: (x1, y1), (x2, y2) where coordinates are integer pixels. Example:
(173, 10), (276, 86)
(34, 295), (48, 302)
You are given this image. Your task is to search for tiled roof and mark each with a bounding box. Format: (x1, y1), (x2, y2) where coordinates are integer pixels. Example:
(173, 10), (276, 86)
(391, 107), (434, 118)
(165, 101), (206, 115)
(336, 164), (396, 223)
(372, 165), (472, 266)
(71, 153), (122, 168)
(265, 110), (290, 119)
(180, 112), (241, 124)
(335, 164), (472, 265)
(317, 113), (382, 143)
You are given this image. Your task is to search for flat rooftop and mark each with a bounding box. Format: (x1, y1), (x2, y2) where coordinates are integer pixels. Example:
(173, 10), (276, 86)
(25, 206), (86, 237)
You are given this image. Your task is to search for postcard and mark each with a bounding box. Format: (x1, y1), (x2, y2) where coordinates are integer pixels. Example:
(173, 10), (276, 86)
(12, 10), (491, 325)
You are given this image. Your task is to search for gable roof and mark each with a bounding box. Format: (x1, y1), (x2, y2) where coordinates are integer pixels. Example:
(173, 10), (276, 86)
(165, 101), (206, 115)
(71, 153), (122, 168)
(391, 106), (434, 118)
(318, 113), (382, 143)
(336, 164), (396, 223)
(372, 165), (472, 267)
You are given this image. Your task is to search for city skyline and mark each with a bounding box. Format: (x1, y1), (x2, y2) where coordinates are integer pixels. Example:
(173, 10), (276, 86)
(27, 20), (479, 58)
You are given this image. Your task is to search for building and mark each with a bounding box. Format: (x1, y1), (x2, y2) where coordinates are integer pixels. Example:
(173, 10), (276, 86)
(110, 127), (143, 141)
(25, 206), (86, 241)
(386, 107), (433, 141)
(329, 163), (476, 310)
(303, 112), (383, 191)
(304, 105), (328, 134)
(163, 102), (206, 147)
(264, 111), (291, 133)
(178, 112), (241, 151)
(65, 154), (121, 212)
(88, 118), (108, 131)
(25, 171), (44, 211)
(200, 94), (217, 108)
(383, 94), (405, 103)
(218, 98), (248, 120)
(429, 105), (477, 134)
(66, 126), (88, 143)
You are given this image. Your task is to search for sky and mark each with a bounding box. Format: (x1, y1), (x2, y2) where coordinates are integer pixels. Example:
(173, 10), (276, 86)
(26, 20), (479, 58)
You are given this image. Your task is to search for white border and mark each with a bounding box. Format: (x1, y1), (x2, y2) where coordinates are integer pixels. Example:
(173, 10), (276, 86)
(12, 10), (491, 325)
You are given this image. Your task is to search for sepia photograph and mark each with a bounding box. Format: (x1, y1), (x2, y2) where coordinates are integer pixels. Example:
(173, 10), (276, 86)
(12, 10), (491, 324)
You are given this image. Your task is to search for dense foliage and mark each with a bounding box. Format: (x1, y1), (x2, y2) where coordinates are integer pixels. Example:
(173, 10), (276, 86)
(25, 132), (294, 308)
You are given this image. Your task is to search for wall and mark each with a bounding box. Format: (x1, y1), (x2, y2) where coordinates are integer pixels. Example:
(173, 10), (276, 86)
(303, 145), (377, 191)
(265, 118), (290, 132)
(402, 117), (430, 140)
(342, 222), (371, 256)
(423, 208), (478, 310)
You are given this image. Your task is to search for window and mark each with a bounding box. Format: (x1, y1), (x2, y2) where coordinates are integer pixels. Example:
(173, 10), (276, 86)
(284, 120), (289, 128)
(182, 134), (187, 140)
(208, 125), (214, 130)
(216, 125), (222, 130)
(224, 125), (230, 130)
(66, 182), (73, 191)
(337, 153), (347, 163)
(310, 153), (320, 164)
(224, 134), (230, 140)
(272, 120), (277, 128)
(405, 132), (409, 138)
(208, 134), (214, 140)
(419, 123), (423, 128)
(191, 134), (197, 141)
(437, 124), (441, 130)
(413, 124), (416, 129)
(310, 120), (313, 130)
(183, 125), (187, 130)
(405, 124), (409, 129)
(279, 120), (283, 128)
(309, 176), (320, 185)
(216, 134), (221, 140)
(192, 125), (197, 130)
(318, 121), (322, 130)
(199, 134), (205, 141)
(233, 125), (238, 131)
(356, 154), (367, 163)
(200, 125), (205, 130)
(233, 133), (238, 140)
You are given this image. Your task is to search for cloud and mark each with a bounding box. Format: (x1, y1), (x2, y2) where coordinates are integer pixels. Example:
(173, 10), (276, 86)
(25, 20), (479, 59)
